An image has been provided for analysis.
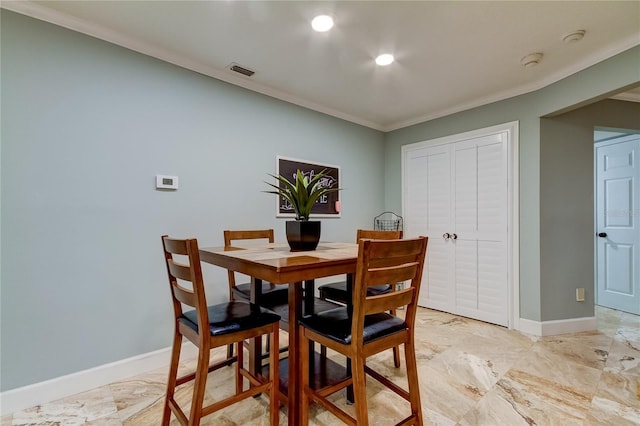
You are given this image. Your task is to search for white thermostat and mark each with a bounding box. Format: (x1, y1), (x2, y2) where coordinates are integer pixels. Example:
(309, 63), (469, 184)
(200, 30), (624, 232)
(156, 175), (179, 190)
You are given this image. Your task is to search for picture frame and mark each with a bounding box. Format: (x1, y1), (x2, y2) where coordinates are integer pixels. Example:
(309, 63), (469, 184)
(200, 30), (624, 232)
(275, 156), (341, 218)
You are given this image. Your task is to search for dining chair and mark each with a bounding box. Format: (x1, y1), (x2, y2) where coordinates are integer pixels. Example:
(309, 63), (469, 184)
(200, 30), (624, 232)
(299, 236), (428, 426)
(224, 229), (289, 306)
(223, 229), (289, 358)
(161, 235), (280, 426)
(317, 229), (403, 367)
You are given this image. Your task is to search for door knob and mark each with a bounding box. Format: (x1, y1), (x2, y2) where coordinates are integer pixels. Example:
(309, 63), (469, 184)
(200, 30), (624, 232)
(598, 232), (607, 238)
(443, 233), (450, 240)
(451, 233), (458, 240)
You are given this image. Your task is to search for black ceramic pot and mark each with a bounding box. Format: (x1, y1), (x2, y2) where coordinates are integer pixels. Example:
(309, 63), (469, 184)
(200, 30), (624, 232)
(285, 220), (321, 251)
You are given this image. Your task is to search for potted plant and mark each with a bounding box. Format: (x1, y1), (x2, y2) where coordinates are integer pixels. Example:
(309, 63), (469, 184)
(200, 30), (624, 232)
(265, 169), (339, 251)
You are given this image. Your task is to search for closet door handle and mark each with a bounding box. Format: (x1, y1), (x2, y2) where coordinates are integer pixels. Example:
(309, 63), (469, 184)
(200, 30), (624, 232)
(451, 233), (458, 240)
(598, 232), (607, 238)
(443, 233), (451, 240)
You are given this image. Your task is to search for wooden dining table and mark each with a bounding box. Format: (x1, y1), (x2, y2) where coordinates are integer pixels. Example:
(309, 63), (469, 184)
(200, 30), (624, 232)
(199, 241), (358, 425)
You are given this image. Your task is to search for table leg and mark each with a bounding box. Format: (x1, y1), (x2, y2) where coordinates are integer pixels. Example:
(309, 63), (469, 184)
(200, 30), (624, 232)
(249, 277), (263, 375)
(287, 281), (303, 426)
(303, 279), (315, 314)
(303, 280), (316, 386)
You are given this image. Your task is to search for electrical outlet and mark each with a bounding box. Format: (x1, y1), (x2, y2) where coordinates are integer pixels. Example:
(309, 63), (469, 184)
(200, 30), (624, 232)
(576, 287), (585, 302)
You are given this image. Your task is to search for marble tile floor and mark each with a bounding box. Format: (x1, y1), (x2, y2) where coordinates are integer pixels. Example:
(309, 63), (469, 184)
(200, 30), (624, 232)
(2, 306), (639, 425)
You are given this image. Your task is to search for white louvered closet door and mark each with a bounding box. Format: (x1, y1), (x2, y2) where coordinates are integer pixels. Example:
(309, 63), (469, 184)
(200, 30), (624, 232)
(452, 134), (508, 326)
(406, 145), (453, 312)
(406, 131), (509, 327)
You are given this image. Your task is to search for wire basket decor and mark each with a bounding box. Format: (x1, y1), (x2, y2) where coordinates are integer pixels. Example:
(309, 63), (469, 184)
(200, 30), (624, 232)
(374, 211), (403, 231)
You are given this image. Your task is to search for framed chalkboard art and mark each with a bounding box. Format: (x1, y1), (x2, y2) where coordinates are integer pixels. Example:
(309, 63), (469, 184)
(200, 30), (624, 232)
(275, 156), (341, 218)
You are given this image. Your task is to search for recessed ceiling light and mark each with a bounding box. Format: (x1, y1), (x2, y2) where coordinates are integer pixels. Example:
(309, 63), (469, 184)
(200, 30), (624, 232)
(375, 54), (394, 66)
(311, 15), (333, 32)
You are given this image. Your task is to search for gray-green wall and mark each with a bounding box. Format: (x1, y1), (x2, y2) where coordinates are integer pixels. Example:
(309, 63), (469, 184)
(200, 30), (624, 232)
(0, 11), (384, 391)
(540, 99), (640, 320)
(385, 46), (640, 322)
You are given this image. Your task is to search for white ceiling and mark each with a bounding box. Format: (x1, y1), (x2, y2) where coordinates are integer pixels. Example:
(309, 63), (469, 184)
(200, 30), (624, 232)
(4, 1), (640, 131)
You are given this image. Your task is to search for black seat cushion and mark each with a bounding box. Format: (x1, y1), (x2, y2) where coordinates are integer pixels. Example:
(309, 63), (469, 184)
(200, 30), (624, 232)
(232, 282), (289, 306)
(270, 297), (341, 323)
(318, 282), (392, 304)
(180, 301), (280, 337)
(299, 306), (406, 345)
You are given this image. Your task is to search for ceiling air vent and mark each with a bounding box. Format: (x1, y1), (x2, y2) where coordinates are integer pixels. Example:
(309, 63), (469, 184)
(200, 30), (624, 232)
(228, 63), (255, 77)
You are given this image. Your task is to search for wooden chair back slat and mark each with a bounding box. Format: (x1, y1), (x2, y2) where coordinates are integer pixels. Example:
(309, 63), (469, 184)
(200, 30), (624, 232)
(366, 263), (419, 286)
(224, 229), (275, 243)
(365, 240), (419, 259)
(167, 261), (192, 282)
(163, 237), (189, 255)
(171, 282), (197, 308)
(356, 229), (402, 241)
(364, 288), (415, 315)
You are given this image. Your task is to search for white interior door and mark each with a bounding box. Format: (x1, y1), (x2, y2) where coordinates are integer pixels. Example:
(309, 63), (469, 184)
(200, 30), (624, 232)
(453, 134), (509, 325)
(406, 145), (453, 310)
(595, 135), (640, 315)
(404, 126), (511, 327)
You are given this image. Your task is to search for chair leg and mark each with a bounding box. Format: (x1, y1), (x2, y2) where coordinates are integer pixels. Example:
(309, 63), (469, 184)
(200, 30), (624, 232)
(318, 288), (326, 301)
(227, 342), (234, 360)
(404, 337), (423, 426)
(188, 346), (210, 426)
(351, 356), (369, 426)
(392, 346), (401, 368)
(269, 325), (280, 426)
(390, 308), (401, 368)
(236, 341), (243, 395)
(299, 327), (310, 425)
(346, 357), (354, 404)
(162, 329), (182, 426)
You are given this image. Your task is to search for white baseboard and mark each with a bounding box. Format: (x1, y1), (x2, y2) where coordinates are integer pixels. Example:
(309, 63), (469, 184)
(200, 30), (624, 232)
(0, 344), (197, 416)
(517, 316), (597, 337)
